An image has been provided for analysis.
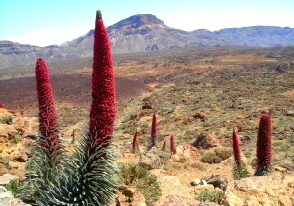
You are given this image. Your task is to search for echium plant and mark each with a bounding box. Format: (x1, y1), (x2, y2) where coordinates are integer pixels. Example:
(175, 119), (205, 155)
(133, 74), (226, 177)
(35, 58), (63, 164)
(232, 128), (250, 180)
(170, 135), (176, 154)
(150, 113), (158, 148)
(131, 131), (140, 154)
(22, 58), (65, 203)
(254, 114), (272, 176)
(22, 10), (118, 206)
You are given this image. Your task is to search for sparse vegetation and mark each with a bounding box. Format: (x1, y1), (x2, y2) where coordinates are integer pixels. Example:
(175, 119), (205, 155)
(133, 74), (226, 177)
(0, 115), (13, 125)
(3, 178), (24, 197)
(118, 162), (162, 206)
(184, 161), (208, 171)
(11, 135), (21, 144)
(195, 190), (224, 204)
(1, 20), (294, 205)
(201, 147), (233, 163)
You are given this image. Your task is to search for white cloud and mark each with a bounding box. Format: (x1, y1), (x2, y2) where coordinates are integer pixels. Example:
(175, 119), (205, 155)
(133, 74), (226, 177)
(9, 24), (92, 47)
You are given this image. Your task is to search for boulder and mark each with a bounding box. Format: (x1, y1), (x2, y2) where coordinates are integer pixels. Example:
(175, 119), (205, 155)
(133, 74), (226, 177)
(223, 190), (244, 206)
(193, 184), (215, 195)
(171, 144), (201, 163)
(0, 186), (28, 206)
(192, 131), (220, 149)
(224, 172), (294, 206)
(0, 174), (19, 185)
(139, 147), (170, 170)
(151, 195), (201, 206)
(191, 179), (201, 186)
(161, 176), (182, 186)
(193, 112), (208, 122)
(201, 175), (228, 191)
(117, 188), (146, 206)
(9, 138), (35, 162)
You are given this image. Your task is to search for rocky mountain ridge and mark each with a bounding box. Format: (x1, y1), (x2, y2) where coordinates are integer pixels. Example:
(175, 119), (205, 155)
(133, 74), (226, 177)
(1, 14), (294, 68)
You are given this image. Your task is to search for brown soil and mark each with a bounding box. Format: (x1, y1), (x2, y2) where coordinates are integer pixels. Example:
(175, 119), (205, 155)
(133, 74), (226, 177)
(0, 74), (150, 115)
(281, 89), (294, 96)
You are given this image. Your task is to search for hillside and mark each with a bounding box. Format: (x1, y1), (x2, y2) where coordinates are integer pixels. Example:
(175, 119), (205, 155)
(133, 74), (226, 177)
(1, 45), (294, 205)
(1, 14), (294, 68)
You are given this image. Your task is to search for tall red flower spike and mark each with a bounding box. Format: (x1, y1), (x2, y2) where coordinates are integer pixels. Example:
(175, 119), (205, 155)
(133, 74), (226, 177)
(254, 114), (272, 176)
(151, 114), (157, 147)
(170, 135), (176, 154)
(0, 100), (3, 108)
(132, 130), (139, 152)
(89, 10), (116, 147)
(35, 58), (59, 140)
(232, 127), (241, 167)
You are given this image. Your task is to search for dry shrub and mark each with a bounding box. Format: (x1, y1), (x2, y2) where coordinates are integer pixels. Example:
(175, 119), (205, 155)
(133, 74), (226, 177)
(169, 162), (183, 170)
(184, 161), (208, 171)
(201, 147), (233, 164)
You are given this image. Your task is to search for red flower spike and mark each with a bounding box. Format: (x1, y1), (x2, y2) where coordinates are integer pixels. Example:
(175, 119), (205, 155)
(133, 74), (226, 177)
(88, 10), (116, 147)
(151, 114), (157, 147)
(132, 131), (139, 151)
(232, 127), (241, 167)
(0, 100), (3, 108)
(170, 135), (176, 154)
(254, 114), (272, 176)
(162, 141), (166, 152)
(35, 58), (59, 140)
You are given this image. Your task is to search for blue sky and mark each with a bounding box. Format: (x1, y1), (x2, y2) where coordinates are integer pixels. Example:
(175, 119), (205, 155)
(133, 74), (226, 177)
(1, 0), (294, 46)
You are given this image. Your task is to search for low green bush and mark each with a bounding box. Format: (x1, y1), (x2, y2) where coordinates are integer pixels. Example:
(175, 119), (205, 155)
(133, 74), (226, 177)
(4, 178), (24, 197)
(201, 147), (233, 163)
(118, 162), (162, 206)
(195, 190), (224, 204)
(0, 116), (13, 125)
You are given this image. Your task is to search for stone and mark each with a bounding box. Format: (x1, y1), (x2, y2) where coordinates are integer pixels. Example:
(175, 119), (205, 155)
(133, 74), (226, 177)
(0, 124), (18, 140)
(171, 144), (201, 163)
(117, 188), (146, 206)
(0, 186), (29, 206)
(201, 175), (228, 191)
(193, 184), (215, 193)
(193, 112), (208, 122)
(161, 176), (182, 186)
(139, 147), (170, 170)
(8, 161), (20, 170)
(223, 190), (244, 206)
(274, 166), (288, 173)
(191, 179), (201, 186)
(197, 203), (219, 206)
(151, 194), (201, 206)
(192, 131), (220, 150)
(276, 160), (294, 172)
(273, 132), (285, 140)
(224, 172), (294, 206)
(0, 174), (19, 185)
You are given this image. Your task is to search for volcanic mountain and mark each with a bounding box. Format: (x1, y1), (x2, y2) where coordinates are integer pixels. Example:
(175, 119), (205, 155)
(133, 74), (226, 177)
(1, 14), (294, 68)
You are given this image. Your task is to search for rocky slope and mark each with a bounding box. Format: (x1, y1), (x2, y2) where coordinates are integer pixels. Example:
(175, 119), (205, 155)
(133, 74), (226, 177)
(1, 14), (294, 68)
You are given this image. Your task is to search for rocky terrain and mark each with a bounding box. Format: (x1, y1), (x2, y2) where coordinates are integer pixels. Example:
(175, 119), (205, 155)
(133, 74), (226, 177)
(1, 45), (294, 205)
(1, 14), (294, 68)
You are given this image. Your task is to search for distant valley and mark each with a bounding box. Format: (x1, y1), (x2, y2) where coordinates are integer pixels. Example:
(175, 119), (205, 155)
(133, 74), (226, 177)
(1, 14), (294, 68)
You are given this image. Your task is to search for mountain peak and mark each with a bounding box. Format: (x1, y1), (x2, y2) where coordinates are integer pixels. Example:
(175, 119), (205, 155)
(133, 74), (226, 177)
(108, 14), (164, 30)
